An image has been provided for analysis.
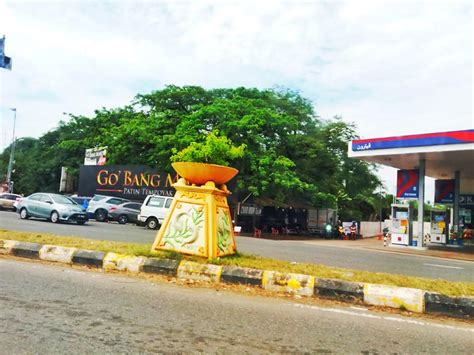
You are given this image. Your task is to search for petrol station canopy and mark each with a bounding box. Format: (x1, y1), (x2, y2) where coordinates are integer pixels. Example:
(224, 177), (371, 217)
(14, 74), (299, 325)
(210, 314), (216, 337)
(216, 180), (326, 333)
(348, 130), (474, 193)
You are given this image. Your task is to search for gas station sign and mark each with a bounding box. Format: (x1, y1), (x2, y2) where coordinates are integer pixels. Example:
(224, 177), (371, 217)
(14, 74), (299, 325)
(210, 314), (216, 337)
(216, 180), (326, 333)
(434, 179), (455, 204)
(396, 170), (419, 199)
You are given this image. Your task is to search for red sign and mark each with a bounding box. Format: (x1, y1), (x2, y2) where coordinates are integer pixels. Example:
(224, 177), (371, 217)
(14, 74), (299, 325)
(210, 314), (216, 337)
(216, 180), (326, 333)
(434, 179), (454, 204)
(396, 170), (419, 199)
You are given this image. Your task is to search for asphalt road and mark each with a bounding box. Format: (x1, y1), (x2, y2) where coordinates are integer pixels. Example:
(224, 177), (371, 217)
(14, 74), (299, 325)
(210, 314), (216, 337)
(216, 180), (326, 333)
(1, 258), (472, 354)
(1, 210), (473, 282)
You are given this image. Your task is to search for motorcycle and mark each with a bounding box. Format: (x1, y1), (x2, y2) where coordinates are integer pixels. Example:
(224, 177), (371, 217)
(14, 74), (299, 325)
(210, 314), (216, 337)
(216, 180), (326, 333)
(337, 225), (345, 239)
(324, 224), (334, 239)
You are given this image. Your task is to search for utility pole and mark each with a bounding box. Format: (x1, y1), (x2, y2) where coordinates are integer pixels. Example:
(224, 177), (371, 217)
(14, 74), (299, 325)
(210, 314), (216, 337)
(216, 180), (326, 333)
(6, 108), (16, 193)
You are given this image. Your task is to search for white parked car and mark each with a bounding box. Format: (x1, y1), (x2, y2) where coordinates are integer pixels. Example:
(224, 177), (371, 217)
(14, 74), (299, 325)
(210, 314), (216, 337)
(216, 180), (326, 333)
(138, 195), (173, 229)
(86, 195), (130, 222)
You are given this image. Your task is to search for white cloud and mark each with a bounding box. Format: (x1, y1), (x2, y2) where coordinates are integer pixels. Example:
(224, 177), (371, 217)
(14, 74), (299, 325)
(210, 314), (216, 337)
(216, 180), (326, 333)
(0, 0), (472, 195)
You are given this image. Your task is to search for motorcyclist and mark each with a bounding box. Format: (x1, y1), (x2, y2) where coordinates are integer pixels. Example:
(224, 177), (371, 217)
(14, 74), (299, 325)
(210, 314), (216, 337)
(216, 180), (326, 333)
(337, 220), (344, 239)
(349, 221), (357, 240)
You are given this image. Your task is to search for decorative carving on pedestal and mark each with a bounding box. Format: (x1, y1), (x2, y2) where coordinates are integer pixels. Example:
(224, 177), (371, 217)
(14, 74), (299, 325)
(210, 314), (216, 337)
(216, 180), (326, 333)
(152, 162), (238, 258)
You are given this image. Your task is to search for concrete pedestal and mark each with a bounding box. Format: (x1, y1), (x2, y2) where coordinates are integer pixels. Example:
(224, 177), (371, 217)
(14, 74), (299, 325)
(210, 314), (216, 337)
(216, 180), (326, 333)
(152, 178), (236, 258)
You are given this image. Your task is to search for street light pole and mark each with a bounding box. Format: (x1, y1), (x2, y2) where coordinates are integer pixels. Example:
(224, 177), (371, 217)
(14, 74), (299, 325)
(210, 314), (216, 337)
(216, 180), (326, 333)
(6, 108), (17, 193)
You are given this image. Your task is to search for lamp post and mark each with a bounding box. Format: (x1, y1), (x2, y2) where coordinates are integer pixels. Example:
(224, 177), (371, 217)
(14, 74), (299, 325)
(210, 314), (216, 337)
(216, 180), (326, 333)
(6, 108), (16, 193)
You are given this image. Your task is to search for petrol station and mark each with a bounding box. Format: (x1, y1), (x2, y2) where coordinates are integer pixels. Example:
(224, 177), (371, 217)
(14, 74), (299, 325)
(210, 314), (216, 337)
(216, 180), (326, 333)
(348, 130), (474, 248)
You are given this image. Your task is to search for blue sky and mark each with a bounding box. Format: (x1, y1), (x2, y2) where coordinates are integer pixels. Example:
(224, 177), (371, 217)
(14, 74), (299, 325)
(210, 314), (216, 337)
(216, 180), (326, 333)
(0, 0), (472, 197)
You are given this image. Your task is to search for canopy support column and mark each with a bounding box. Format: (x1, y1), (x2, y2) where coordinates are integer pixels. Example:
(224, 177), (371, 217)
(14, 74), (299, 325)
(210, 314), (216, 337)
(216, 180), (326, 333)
(417, 159), (425, 247)
(453, 170), (461, 238)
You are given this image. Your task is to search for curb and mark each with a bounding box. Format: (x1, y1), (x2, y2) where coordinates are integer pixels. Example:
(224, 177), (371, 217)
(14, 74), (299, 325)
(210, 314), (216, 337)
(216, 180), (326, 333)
(363, 283), (424, 313)
(263, 271), (315, 297)
(1, 238), (472, 319)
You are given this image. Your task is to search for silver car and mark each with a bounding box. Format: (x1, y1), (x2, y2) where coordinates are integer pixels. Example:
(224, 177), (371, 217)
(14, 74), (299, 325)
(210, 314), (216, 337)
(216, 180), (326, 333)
(16, 193), (88, 225)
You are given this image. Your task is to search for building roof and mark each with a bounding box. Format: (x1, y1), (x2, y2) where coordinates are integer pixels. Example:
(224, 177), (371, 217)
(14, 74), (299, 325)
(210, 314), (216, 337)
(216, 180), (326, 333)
(348, 129), (474, 193)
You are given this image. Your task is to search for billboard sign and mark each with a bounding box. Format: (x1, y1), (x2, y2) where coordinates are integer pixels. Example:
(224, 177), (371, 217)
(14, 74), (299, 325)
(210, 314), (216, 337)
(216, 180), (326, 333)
(77, 165), (178, 201)
(0, 36), (12, 70)
(84, 147), (107, 165)
(351, 129), (474, 151)
(434, 179), (455, 204)
(238, 203), (262, 216)
(460, 195), (474, 207)
(396, 169), (419, 199)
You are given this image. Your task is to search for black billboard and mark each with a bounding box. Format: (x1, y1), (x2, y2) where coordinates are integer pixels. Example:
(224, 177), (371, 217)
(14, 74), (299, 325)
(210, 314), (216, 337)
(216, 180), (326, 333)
(78, 165), (177, 201)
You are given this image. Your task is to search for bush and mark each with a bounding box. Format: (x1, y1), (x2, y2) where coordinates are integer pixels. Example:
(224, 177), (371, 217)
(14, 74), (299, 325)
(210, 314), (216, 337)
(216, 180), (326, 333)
(171, 131), (246, 166)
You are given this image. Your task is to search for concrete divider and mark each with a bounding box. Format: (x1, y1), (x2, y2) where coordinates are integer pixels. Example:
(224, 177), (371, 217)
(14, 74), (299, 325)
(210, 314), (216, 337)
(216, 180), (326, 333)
(143, 258), (180, 276)
(263, 271), (315, 297)
(39, 245), (77, 264)
(11, 241), (42, 259)
(103, 252), (146, 273)
(316, 278), (364, 302)
(72, 249), (106, 268)
(0, 239), (17, 255)
(177, 260), (222, 283)
(424, 292), (474, 318)
(221, 266), (263, 286)
(364, 284), (424, 313)
(1, 238), (472, 318)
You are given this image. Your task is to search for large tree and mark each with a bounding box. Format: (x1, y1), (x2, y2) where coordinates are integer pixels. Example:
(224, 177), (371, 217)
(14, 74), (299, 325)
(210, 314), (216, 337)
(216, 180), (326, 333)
(0, 85), (381, 218)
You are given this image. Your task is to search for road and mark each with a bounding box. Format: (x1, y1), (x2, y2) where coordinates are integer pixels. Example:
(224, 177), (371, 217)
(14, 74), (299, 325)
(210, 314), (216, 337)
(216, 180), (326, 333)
(1, 210), (474, 282)
(1, 258), (472, 354)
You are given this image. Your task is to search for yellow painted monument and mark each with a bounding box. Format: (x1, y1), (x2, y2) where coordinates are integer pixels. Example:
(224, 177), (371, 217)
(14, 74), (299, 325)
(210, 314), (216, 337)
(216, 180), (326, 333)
(152, 162), (238, 258)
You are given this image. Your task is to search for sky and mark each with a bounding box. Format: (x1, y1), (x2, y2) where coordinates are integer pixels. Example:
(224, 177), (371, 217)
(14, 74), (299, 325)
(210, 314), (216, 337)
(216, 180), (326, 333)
(0, 0), (472, 198)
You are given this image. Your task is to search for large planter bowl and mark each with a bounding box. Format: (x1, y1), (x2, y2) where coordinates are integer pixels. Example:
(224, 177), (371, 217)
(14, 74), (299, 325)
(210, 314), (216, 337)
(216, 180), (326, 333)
(172, 162), (238, 185)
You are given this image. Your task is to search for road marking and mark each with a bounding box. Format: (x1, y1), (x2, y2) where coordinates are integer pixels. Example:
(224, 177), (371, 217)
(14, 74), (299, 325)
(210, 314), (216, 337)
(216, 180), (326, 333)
(424, 263), (464, 270)
(350, 306), (368, 311)
(293, 304), (474, 333)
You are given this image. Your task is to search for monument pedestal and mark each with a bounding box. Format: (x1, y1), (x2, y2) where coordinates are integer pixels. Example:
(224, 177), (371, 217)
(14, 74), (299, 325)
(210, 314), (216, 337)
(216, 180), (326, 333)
(152, 178), (236, 258)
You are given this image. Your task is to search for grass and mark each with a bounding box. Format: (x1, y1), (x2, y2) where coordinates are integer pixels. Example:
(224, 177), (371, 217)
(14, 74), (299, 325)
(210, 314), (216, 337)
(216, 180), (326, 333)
(1, 229), (473, 297)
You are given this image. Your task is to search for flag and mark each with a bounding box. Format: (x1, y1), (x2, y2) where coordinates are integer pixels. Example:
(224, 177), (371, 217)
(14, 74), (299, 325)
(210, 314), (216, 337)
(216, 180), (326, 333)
(0, 36), (12, 70)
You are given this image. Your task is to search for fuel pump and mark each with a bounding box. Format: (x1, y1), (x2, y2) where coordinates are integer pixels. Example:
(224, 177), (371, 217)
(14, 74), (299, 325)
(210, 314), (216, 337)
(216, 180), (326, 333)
(390, 204), (413, 246)
(430, 209), (449, 244)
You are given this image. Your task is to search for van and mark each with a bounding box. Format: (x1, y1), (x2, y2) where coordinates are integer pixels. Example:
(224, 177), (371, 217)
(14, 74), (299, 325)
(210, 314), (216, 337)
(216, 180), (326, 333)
(138, 195), (173, 229)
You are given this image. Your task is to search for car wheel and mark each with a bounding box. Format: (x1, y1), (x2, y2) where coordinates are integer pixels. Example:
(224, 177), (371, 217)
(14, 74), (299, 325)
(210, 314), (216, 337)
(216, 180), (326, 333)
(77, 221), (86, 225)
(19, 208), (29, 219)
(50, 211), (60, 223)
(95, 209), (107, 222)
(146, 217), (159, 230)
(118, 215), (128, 225)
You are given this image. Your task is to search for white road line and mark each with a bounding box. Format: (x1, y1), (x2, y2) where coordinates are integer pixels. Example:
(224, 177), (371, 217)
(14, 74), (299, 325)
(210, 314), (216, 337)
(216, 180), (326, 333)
(424, 263), (464, 270)
(293, 304), (474, 333)
(350, 306), (368, 311)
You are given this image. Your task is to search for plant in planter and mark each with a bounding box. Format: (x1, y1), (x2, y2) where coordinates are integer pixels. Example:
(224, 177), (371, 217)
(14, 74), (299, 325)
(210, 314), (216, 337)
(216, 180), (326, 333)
(152, 131), (246, 258)
(170, 131), (246, 185)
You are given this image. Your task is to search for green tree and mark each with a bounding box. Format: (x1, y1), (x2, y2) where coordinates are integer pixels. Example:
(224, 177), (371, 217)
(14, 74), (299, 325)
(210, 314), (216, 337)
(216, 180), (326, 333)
(1, 85), (382, 219)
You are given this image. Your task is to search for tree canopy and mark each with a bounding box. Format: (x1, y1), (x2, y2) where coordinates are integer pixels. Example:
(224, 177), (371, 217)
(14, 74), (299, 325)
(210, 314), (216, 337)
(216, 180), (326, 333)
(0, 85), (381, 220)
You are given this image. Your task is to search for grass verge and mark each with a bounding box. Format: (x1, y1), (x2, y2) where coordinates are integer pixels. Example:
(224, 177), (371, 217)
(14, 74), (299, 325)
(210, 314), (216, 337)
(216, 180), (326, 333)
(1, 229), (473, 297)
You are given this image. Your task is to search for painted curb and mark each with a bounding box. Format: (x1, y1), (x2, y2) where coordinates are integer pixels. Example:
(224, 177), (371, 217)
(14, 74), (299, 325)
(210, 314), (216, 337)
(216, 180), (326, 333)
(263, 271), (315, 297)
(316, 278), (364, 302)
(72, 249), (106, 268)
(143, 258), (180, 276)
(424, 292), (474, 318)
(177, 260), (222, 283)
(0, 239), (17, 255)
(11, 241), (42, 259)
(103, 252), (146, 273)
(364, 284), (424, 313)
(221, 265), (263, 286)
(1, 239), (472, 318)
(39, 245), (77, 264)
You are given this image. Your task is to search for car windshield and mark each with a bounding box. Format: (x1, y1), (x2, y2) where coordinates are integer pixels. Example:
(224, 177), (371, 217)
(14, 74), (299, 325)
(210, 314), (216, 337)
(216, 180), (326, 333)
(51, 195), (76, 205)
